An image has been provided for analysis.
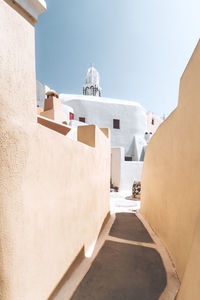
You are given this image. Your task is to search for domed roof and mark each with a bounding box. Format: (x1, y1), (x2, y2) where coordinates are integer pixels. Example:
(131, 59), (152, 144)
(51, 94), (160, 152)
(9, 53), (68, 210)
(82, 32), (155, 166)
(85, 66), (100, 86)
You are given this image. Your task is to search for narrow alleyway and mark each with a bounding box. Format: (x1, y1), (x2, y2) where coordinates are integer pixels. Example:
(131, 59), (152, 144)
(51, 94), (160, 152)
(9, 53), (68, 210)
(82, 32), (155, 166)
(71, 212), (166, 300)
(50, 192), (179, 300)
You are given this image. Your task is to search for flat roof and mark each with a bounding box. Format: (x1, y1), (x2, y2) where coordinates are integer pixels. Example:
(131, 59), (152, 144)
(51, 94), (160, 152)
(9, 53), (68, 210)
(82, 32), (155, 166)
(60, 93), (144, 109)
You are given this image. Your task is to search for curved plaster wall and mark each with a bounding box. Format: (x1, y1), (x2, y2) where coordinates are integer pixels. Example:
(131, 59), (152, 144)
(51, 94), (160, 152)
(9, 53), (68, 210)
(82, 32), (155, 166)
(0, 1), (110, 299)
(141, 40), (200, 299)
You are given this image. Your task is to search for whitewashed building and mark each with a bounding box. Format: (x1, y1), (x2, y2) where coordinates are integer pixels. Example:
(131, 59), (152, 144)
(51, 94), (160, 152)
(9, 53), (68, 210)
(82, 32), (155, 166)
(61, 93), (148, 161)
(147, 111), (164, 134)
(60, 66), (151, 161)
(36, 66), (163, 191)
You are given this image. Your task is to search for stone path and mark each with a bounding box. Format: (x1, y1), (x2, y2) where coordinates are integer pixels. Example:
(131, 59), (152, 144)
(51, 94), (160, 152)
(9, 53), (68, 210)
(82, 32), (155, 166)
(109, 213), (153, 243)
(71, 212), (167, 300)
(50, 192), (180, 300)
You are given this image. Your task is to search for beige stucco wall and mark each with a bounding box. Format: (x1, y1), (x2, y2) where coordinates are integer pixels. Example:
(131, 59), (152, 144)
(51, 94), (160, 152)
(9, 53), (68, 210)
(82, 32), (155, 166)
(37, 115), (71, 135)
(0, 1), (110, 299)
(40, 108), (67, 123)
(141, 40), (200, 299)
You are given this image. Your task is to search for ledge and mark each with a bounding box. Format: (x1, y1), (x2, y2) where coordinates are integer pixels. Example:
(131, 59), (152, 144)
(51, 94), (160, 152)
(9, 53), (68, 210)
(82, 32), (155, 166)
(14, 0), (47, 21)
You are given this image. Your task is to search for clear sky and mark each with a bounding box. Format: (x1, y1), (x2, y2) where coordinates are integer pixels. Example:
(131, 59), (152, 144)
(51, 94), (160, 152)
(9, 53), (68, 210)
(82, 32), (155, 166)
(35, 0), (200, 116)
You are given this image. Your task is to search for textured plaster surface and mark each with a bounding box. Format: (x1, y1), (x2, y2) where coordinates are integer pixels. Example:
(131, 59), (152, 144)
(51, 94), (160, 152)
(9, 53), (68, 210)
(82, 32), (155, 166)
(44, 97), (62, 111)
(0, 1), (110, 299)
(141, 40), (200, 298)
(40, 109), (67, 123)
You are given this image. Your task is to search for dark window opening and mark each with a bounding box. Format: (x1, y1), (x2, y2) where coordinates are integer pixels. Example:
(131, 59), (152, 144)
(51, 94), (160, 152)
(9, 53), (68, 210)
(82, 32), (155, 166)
(69, 112), (74, 120)
(113, 119), (120, 129)
(47, 94), (58, 99)
(79, 117), (85, 123)
(90, 86), (94, 95)
(125, 156), (132, 161)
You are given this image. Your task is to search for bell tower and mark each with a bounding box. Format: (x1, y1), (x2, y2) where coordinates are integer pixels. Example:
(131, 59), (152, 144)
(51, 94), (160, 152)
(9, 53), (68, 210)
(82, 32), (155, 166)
(83, 64), (102, 97)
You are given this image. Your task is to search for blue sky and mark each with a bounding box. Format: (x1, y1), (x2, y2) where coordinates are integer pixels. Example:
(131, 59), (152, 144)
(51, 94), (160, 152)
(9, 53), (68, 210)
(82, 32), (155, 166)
(35, 0), (200, 116)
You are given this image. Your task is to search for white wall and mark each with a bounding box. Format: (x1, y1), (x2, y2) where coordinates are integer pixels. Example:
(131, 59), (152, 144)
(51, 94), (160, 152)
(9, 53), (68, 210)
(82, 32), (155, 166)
(70, 120), (88, 127)
(146, 111), (163, 134)
(36, 80), (50, 108)
(121, 161), (143, 191)
(111, 147), (143, 192)
(62, 104), (74, 123)
(60, 94), (147, 158)
(111, 147), (124, 188)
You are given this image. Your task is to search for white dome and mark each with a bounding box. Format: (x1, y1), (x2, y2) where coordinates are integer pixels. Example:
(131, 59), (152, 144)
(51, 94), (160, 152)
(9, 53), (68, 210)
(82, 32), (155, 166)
(85, 67), (100, 86)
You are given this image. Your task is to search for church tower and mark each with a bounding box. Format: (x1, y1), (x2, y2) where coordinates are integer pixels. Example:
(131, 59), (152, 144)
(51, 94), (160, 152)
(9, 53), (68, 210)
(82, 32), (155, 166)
(83, 65), (102, 97)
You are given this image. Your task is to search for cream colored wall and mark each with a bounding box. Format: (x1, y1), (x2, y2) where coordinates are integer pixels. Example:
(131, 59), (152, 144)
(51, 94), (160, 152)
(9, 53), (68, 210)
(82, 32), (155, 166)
(40, 109), (67, 124)
(177, 216), (200, 300)
(0, 1), (110, 300)
(111, 147), (123, 188)
(37, 115), (71, 136)
(40, 109), (54, 120)
(141, 40), (200, 298)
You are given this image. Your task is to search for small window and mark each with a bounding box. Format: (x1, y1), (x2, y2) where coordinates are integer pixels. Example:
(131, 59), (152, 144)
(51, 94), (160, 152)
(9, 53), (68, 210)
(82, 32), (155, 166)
(69, 112), (74, 120)
(125, 156), (132, 161)
(79, 117), (85, 123)
(152, 118), (154, 125)
(113, 119), (120, 129)
(47, 94), (55, 98)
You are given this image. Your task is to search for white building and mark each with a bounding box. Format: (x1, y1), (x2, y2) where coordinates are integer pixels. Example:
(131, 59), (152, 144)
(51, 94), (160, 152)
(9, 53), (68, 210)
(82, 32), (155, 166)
(60, 93), (148, 161)
(36, 66), (163, 191)
(146, 111), (164, 134)
(60, 66), (151, 161)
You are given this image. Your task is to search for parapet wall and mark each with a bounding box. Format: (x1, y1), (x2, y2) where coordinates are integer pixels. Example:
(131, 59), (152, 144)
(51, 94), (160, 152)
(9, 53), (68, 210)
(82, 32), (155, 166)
(0, 1), (110, 299)
(141, 40), (200, 299)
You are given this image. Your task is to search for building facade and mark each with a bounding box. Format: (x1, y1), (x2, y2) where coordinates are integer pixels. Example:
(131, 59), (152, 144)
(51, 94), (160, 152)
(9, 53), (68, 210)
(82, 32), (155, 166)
(37, 66), (163, 162)
(60, 93), (148, 161)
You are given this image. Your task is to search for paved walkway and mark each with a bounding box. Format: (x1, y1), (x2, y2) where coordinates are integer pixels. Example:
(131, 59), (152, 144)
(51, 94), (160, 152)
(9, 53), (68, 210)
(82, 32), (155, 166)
(50, 192), (180, 300)
(71, 212), (167, 300)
